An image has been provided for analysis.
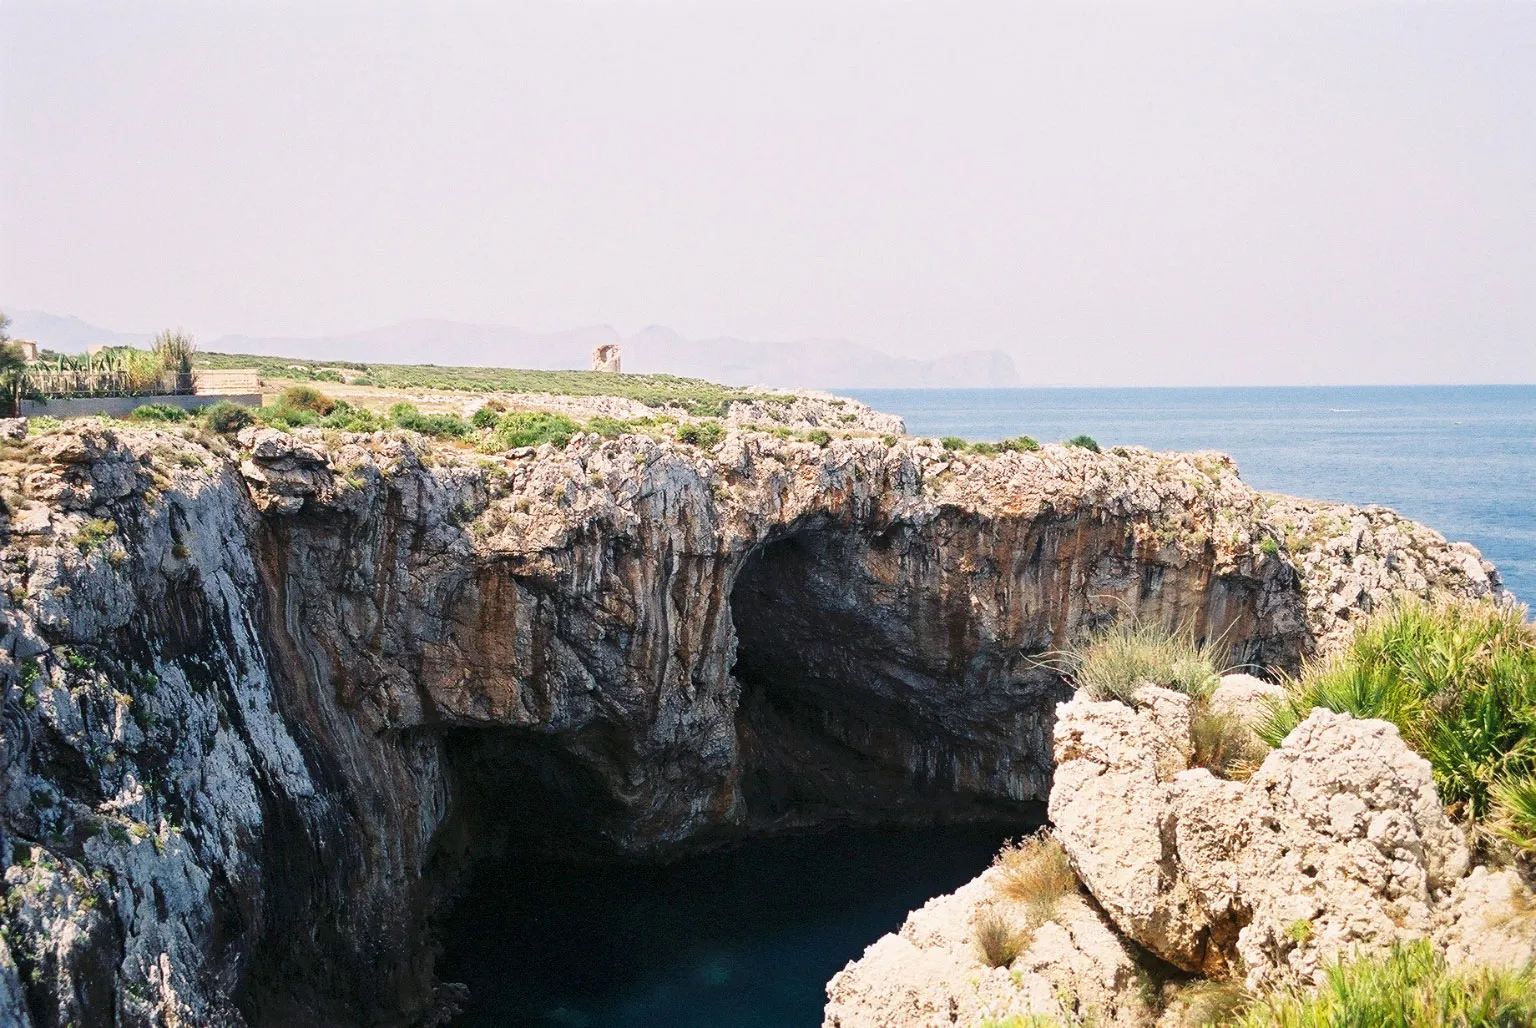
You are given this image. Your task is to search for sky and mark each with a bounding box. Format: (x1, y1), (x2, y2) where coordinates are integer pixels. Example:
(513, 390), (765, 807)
(2, 1), (1533, 386)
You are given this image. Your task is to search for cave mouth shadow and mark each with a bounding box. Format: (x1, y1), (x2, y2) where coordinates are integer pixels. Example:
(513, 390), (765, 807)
(728, 526), (1061, 832)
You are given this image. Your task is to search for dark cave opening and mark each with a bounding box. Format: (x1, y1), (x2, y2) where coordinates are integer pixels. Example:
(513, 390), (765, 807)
(428, 525), (1067, 1025)
(728, 527), (1061, 830)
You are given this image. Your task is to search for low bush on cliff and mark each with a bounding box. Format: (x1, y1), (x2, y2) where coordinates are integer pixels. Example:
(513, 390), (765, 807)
(675, 419), (725, 448)
(1259, 599), (1536, 846)
(277, 385), (337, 415)
(199, 400), (254, 434)
(388, 402), (471, 438)
(491, 410), (580, 449)
(1064, 434), (1101, 453)
(1067, 622), (1223, 703)
(993, 832), (1077, 915)
(1233, 940), (1536, 1028)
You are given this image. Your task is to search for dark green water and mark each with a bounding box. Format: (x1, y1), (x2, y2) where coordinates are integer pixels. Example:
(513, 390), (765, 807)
(440, 823), (1029, 1027)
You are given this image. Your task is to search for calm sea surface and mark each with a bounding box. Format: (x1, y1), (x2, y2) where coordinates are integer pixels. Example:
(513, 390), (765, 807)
(440, 824), (1022, 1027)
(850, 385), (1536, 606)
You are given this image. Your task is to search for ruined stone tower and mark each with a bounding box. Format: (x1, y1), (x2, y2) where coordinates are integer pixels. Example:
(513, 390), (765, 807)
(591, 343), (621, 373)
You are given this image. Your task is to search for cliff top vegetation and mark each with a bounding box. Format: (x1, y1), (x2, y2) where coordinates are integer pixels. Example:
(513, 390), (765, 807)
(193, 349), (782, 417)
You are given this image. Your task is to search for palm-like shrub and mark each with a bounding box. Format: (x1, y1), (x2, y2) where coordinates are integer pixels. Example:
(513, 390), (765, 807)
(1067, 621), (1223, 703)
(1234, 940), (1536, 1027)
(1259, 600), (1536, 839)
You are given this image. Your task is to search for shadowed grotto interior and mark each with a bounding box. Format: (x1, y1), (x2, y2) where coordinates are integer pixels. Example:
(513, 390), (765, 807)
(729, 526), (1062, 831)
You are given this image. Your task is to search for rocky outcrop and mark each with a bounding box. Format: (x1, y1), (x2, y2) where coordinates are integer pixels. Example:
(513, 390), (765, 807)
(1051, 690), (1470, 988)
(0, 420), (1508, 1026)
(827, 684), (1518, 1026)
(823, 864), (1151, 1028)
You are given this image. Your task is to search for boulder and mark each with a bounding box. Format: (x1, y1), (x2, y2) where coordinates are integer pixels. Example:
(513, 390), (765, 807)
(1050, 694), (1470, 989)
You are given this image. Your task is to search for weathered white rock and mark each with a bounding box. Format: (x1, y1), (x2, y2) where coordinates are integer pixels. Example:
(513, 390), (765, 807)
(1433, 865), (1536, 972)
(823, 864), (1151, 1028)
(1207, 673), (1285, 727)
(1051, 694), (1472, 989)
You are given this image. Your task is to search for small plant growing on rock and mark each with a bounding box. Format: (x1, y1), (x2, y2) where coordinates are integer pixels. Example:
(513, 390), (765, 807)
(1066, 621), (1222, 704)
(471, 406), (503, 430)
(1258, 536), (1281, 557)
(1190, 701), (1267, 781)
(993, 832), (1077, 918)
(974, 907), (1029, 968)
(73, 518), (118, 554)
(1064, 435), (1101, 453)
(997, 435), (1041, 452)
(941, 436), (967, 450)
(807, 429), (832, 447)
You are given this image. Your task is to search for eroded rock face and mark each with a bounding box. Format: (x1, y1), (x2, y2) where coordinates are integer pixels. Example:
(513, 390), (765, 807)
(1050, 693), (1470, 990)
(0, 422), (1507, 1026)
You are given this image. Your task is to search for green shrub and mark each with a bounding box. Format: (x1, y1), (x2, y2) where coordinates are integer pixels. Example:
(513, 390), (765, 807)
(388, 403), (471, 438)
(676, 420), (724, 448)
(277, 385), (337, 415)
(312, 368), (345, 383)
(471, 406), (503, 430)
(1259, 536), (1281, 557)
(319, 401), (388, 433)
(585, 416), (636, 439)
(881, 434), (898, 446)
(1259, 600), (1536, 838)
(74, 518), (117, 554)
(1067, 621), (1222, 704)
(968, 441), (998, 455)
(1234, 940), (1536, 1027)
(258, 405), (318, 430)
(807, 429), (832, 447)
(199, 401), (254, 434)
(941, 436), (967, 451)
(492, 411), (580, 449)
(126, 403), (188, 423)
(996, 435), (1041, 453)
(1492, 775), (1536, 852)
(1065, 434), (1101, 453)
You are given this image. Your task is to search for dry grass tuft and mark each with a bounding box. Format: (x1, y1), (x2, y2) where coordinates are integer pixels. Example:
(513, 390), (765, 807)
(1190, 701), (1268, 781)
(974, 906), (1032, 969)
(993, 831), (1078, 917)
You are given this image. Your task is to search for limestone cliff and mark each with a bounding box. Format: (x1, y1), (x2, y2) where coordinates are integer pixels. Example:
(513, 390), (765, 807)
(0, 420), (1506, 1027)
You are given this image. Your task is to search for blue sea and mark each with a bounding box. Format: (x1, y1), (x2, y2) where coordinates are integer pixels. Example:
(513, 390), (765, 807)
(850, 385), (1535, 606)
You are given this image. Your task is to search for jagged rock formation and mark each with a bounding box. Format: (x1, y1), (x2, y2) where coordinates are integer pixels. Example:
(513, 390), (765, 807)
(0, 420), (1508, 1026)
(828, 681), (1530, 1027)
(1052, 694), (1468, 988)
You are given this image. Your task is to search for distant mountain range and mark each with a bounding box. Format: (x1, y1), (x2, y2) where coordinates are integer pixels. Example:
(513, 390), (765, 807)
(2, 310), (1019, 389)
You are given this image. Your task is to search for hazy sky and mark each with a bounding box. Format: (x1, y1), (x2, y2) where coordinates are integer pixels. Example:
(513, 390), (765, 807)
(3, 2), (1533, 385)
